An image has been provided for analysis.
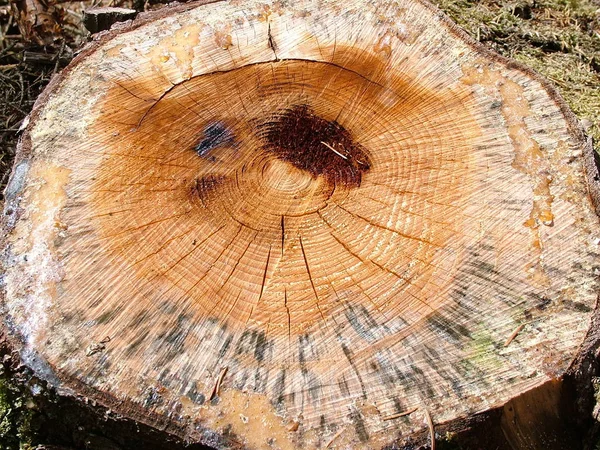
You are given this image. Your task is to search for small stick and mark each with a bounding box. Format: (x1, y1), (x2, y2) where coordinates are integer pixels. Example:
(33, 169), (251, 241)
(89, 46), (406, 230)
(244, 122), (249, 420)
(382, 406), (419, 421)
(321, 141), (348, 160)
(324, 427), (345, 449)
(423, 408), (435, 450)
(504, 323), (527, 347)
(210, 367), (228, 400)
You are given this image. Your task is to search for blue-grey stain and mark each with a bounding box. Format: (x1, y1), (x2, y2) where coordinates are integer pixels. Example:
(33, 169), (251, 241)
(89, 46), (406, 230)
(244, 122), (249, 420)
(350, 409), (369, 442)
(186, 383), (206, 405)
(194, 121), (235, 157)
(4, 160), (29, 202)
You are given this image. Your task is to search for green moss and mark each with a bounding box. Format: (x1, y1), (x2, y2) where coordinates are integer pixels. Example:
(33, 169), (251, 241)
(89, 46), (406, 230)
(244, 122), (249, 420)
(432, 0), (600, 151)
(463, 327), (503, 370)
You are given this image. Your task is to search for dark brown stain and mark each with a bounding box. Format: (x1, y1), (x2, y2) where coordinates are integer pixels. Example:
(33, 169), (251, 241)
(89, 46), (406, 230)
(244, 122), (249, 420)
(88, 47), (479, 336)
(257, 104), (371, 189)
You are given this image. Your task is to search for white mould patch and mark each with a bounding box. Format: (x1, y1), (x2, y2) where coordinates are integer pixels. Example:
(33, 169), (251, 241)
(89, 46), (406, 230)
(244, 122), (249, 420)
(4, 160), (71, 350)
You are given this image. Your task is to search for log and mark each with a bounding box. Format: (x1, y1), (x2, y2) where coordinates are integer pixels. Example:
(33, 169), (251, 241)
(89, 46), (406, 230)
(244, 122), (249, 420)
(2, 0), (600, 448)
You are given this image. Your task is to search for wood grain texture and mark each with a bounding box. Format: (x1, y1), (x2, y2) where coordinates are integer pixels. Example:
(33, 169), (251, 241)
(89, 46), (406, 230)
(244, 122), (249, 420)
(2, 0), (600, 448)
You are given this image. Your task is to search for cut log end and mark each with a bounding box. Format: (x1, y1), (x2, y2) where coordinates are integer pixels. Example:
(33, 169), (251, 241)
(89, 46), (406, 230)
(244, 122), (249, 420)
(83, 7), (138, 34)
(2, 0), (600, 448)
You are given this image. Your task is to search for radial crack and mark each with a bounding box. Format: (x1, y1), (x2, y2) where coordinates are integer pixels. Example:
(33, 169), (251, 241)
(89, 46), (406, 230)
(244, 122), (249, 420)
(268, 22), (279, 60)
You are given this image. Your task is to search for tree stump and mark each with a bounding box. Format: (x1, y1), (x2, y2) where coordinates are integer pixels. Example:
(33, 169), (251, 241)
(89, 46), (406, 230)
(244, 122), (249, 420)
(2, 0), (600, 448)
(83, 7), (138, 35)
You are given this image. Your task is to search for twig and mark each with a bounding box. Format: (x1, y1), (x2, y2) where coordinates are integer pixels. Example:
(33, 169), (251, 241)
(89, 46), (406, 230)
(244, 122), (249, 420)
(324, 427), (345, 448)
(382, 406), (419, 421)
(423, 408), (435, 450)
(16, 71), (24, 107)
(210, 366), (228, 400)
(53, 40), (66, 75)
(321, 141), (348, 160)
(504, 322), (527, 347)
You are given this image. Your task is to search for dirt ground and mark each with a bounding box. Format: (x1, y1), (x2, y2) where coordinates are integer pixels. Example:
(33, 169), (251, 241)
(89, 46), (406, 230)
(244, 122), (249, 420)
(0, 0), (599, 448)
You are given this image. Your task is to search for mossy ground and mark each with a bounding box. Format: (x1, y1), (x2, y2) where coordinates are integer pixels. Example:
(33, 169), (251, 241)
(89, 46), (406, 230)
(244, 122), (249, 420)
(0, 0), (598, 448)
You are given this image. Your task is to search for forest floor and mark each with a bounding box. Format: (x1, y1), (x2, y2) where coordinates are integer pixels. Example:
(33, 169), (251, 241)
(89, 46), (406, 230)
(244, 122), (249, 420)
(0, 0), (599, 448)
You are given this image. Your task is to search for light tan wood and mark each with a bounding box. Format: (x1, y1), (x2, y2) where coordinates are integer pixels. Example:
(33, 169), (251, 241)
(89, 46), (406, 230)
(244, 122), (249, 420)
(2, 0), (600, 448)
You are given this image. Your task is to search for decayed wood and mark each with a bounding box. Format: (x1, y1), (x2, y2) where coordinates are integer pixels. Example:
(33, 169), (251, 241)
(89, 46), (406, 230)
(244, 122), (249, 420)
(2, 0), (600, 448)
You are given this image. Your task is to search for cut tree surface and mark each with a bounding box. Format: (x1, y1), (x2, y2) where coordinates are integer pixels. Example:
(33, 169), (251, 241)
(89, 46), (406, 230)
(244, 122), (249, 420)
(2, 0), (600, 448)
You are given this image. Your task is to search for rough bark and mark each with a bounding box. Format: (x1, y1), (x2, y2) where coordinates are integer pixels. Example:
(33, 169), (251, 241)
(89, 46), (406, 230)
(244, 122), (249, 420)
(2, 0), (600, 449)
